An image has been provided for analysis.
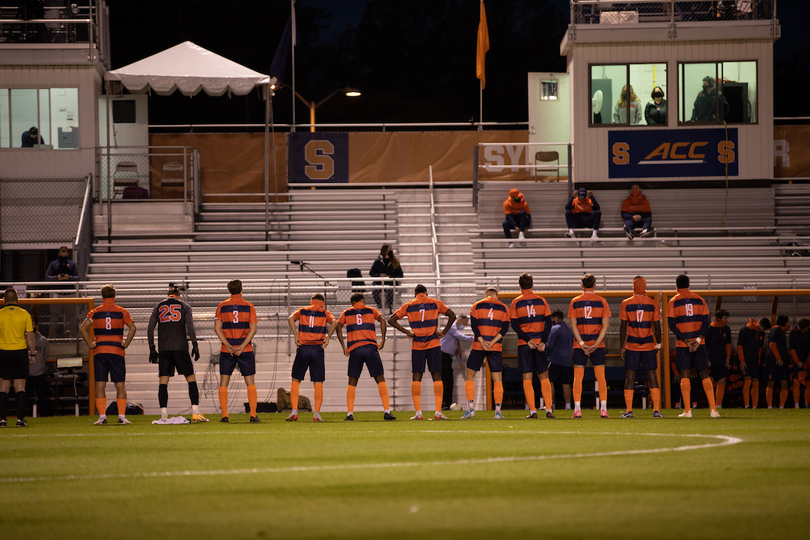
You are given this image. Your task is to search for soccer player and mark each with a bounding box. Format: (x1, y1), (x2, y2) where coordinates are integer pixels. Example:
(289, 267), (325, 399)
(0, 288), (36, 427)
(765, 315), (791, 409)
(545, 310), (574, 411)
(788, 318), (810, 409)
(336, 292), (395, 421)
(79, 284), (137, 425)
(667, 274), (719, 418)
(147, 285), (206, 423)
(214, 279), (259, 423)
(389, 285), (456, 420)
(462, 286), (510, 419)
(737, 317), (769, 409)
(510, 273), (554, 419)
(287, 293), (337, 422)
(568, 273), (611, 418)
(706, 309), (732, 409)
(618, 276), (663, 419)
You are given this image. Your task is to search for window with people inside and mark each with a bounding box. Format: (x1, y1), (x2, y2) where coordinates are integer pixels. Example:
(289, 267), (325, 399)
(0, 88), (79, 149)
(679, 61), (757, 124)
(590, 63), (668, 127)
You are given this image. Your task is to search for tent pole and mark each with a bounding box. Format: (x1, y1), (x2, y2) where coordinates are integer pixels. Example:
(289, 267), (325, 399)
(264, 84), (270, 244)
(291, 0), (296, 132)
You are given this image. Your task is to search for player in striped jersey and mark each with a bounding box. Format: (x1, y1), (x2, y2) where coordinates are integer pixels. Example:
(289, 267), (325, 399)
(336, 292), (395, 421)
(79, 284), (137, 425)
(618, 276), (663, 418)
(147, 285), (205, 422)
(390, 285), (456, 420)
(287, 293), (337, 422)
(462, 287), (511, 419)
(214, 280), (259, 423)
(667, 274), (719, 418)
(568, 273), (611, 418)
(510, 273), (554, 419)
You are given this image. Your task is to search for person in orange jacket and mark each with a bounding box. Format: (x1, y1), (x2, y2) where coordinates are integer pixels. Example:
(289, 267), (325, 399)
(503, 188), (531, 247)
(621, 184), (653, 240)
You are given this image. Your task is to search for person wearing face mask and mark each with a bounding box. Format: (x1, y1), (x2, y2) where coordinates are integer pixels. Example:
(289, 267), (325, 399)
(645, 87), (667, 125)
(765, 315), (791, 409)
(565, 187), (601, 239)
(369, 244), (403, 313)
(45, 246), (80, 338)
(46, 246), (79, 282)
(545, 310), (573, 411)
(705, 309), (732, 409)
(737, 316), (770, 409)
(621, 184), (653, 240)
(788, 318), (810, 408)
(503, 188), (531, 248)
(691, 76), (729, 122)
(439, 314), (473, 410)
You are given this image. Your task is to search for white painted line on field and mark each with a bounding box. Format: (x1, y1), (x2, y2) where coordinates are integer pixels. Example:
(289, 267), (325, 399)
(0, 431), (741, 484)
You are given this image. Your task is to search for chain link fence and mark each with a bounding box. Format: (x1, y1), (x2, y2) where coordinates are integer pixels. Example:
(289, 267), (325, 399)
(0, 177), (87, 244)
(571, 1), (774, 25)
(0, 2), (97, 45)
(98, 147), (197, 202)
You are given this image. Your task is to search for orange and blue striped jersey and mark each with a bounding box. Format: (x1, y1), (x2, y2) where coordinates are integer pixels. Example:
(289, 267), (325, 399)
(619, 293), (660, 351)
(394, 293), (449, 350)
(86, 298), (133, 356)
(292, 299), (334, 345)
(666, 289), (709, 348)
(510, 289), (552, 347)
(568, 290), (611, 349)
(338, 302), (382, 353)
(215, 294), (258, 353)
(470, 296), (510, 352)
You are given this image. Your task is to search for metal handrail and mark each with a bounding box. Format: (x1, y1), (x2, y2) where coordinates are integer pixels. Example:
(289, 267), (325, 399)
(428, 166), (441, 285)
(73, 174), (93, 279)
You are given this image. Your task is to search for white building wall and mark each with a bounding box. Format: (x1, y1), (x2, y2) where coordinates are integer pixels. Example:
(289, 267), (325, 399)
(570, 40), (774, 183)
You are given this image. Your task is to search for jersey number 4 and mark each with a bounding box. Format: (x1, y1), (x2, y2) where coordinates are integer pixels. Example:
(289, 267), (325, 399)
(159, 304), (182, 323)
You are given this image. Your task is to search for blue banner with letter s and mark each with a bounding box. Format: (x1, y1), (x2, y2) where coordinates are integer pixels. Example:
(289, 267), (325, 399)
(289, 132), (349, 183)
(608, 128), (738, 178)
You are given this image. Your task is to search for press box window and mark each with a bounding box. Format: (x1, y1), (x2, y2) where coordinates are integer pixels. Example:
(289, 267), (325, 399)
(589, 63), (668, 127)
(0, 88), (79, 149)
(679, 61), (757, 124)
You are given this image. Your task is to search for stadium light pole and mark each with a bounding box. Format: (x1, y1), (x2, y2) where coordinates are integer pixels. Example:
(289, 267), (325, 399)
(282, 85), (361, 132)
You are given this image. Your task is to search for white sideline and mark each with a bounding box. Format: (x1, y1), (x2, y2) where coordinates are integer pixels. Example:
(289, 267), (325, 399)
(0, 430), (742, 484)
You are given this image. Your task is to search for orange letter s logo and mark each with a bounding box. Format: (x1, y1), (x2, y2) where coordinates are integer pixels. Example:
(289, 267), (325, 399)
(718, 141), (735, 164)
(612, 142), (629, 165)
(305, 141), (335, 180)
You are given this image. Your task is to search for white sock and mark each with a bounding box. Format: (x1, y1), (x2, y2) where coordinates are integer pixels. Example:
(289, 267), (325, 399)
(99, 414), (106, 420)
(601, 402), (607, 412)
(568, 229), (574, 235)
(495, 404), (502, 413)
(314, 411), (321, 417)
(592, 230), (598, 237)
(565, 403), (571, 410)
(530, 409), (536, 415)
(192, 404), (200, 415)
(384, 409), (390, 414)
(574, 401), (581, 412)
(415, 410), (422, 416)
(292, 409), (298, 415)
(467, 400), (474, 410)
(160, 407), (168, 418)
(119, 414), (126, 420)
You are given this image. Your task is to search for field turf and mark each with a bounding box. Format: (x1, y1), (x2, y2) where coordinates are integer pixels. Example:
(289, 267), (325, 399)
(1, 408), (808, 540)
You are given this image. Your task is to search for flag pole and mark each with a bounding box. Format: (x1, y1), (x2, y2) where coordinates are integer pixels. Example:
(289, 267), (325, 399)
(291, 0), (296, 132)
(479, 80), (483, 132)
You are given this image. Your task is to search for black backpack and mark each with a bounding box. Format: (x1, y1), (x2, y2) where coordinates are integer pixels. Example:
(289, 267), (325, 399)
(346, 268), (366, 293)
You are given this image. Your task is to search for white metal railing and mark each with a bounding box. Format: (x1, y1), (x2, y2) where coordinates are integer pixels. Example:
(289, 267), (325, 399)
(428, 166), (441, 285)
(73, 174), (94, 279)
(570, 0), (776, 25)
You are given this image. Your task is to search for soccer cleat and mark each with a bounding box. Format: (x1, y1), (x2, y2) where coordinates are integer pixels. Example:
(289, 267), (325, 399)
(640, 228), (654, 238)
(460, 410), (476, 420)
(710, 409), (721, 418)
(572, 410), (582, 419)
(0, 419), (6, 428)
(653, 410), (664, 418)
(94, 417), (107, 426)
(410, 413), (424, 420)
(313, 416), (324, 422)
(678, 410), (692, 418)
(383, 412), (396, 420)
(623, 226), (634, 240)
(600, 409), (610, 419)
(508, 242), (515, 249)
(620, 411), (634, 419)
(118, 418), (132, 425)
(249, 416), (261, 423)
(192, 414), (210, 423)
(16, 418), (28, 427)
(219, 416), (229, 423)
(518, 231), (525, 240)
(344, 413), (354, 421)
(526, 412), (538, 419)
(494, 412), (505, 420)
(545, 411), (556, 419)
(286, 413), (299, 422)
(434, 412), (449, 420)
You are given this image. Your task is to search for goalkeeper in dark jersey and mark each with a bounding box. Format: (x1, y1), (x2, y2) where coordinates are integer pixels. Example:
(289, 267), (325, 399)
(147, 285), (206, 422)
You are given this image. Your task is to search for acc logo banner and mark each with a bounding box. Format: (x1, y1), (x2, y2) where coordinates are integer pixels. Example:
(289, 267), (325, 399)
(608, 128), (737, 178)
(289, 132), (349, 183)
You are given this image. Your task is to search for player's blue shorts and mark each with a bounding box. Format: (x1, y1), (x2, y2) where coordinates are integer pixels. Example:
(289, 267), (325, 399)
(467, 349), (502, 374)
(742, 358), (760, 379)
(709, 362), (729, 381)
(348, 344), (384, 379)
(624, 349), (657, 371)
(675, 346), (709, 373)
(768, 361), (790, 382)
(517, 345), (549, 374)
(573, 347), (606, 367)
(220, 350), (256, 377)
(292, 344), (325, 382)
(94, 353), (126, 383)
(548, 363), (574, 385)
(412, 346), (442, 374)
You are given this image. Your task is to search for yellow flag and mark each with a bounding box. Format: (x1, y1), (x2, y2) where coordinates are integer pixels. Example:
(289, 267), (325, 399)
(476, 1), (490, 89)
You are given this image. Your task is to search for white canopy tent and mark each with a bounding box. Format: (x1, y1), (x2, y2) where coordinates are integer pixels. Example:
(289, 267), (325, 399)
(102, 41), (277, 224)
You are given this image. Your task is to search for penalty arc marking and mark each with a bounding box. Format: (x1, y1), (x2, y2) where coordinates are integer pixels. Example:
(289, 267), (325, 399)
(0, 430), (742, 484)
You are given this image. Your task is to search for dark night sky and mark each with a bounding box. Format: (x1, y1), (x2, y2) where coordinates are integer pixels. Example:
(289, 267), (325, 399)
(106, 0), (807, 129)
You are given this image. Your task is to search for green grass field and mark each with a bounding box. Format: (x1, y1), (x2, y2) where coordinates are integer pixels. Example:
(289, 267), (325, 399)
(1, 409), (808, 540)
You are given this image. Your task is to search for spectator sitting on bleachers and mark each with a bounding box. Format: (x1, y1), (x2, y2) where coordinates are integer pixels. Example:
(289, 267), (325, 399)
(503, 188), (531, 248)
(621, 184), (653, 240)
(565, 187), (601, 239)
